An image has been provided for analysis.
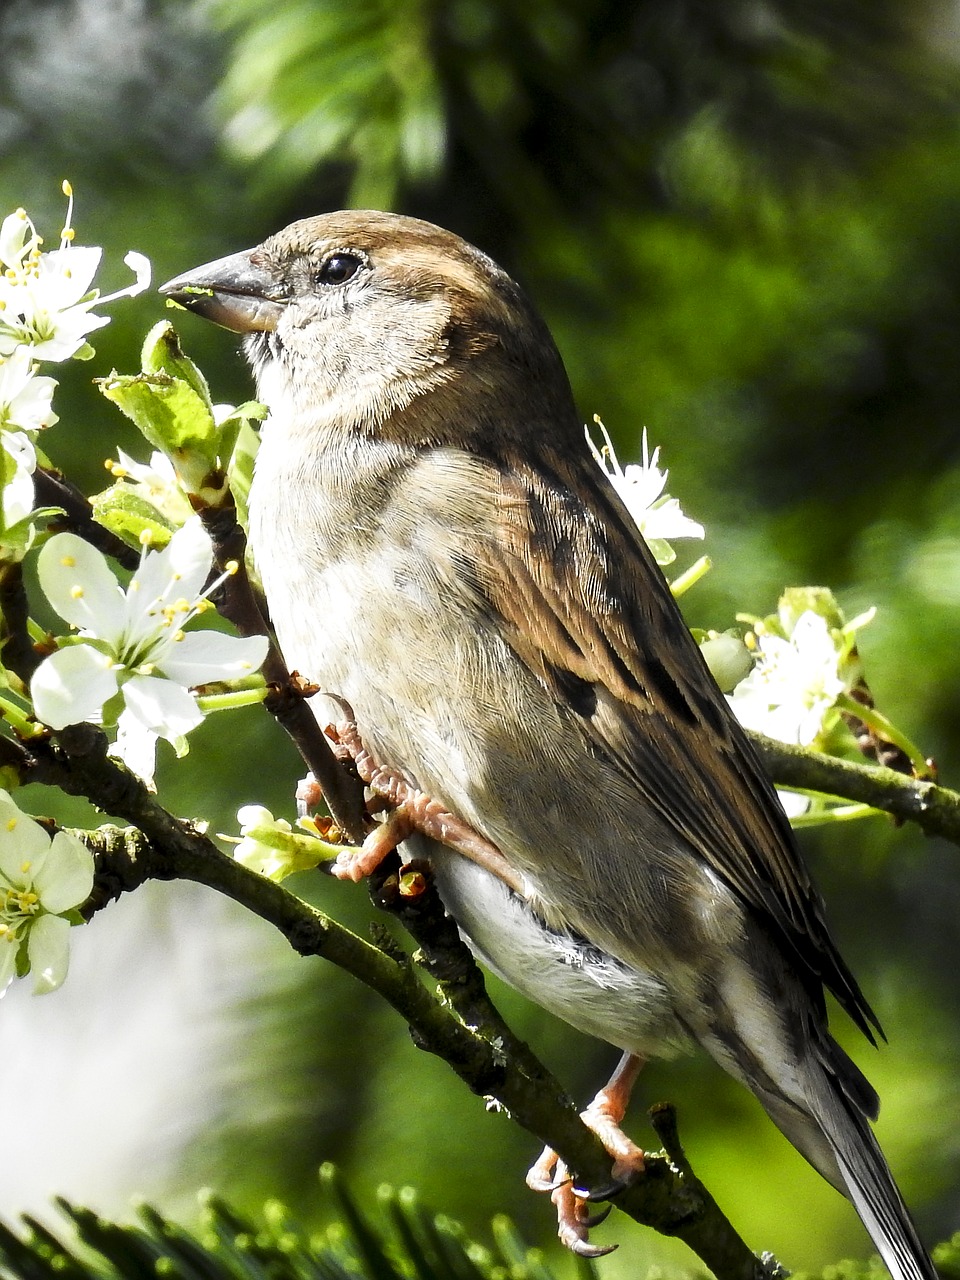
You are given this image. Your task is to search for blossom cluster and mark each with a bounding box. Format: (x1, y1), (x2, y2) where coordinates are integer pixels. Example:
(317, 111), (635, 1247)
(0, 192), (271, 996)
(29, 520), (269, 782)
(0, 186), (150, 558)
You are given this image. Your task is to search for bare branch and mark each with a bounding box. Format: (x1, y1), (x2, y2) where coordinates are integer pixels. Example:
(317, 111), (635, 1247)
(752, 733), (960, 844)
(34, 467), (140, 571)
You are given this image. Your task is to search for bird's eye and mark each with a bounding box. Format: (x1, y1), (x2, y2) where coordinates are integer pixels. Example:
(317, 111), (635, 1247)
(316, 253), (364, 286)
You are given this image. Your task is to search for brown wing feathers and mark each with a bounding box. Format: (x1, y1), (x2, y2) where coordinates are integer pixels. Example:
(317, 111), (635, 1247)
(481, 451), (880, 1042)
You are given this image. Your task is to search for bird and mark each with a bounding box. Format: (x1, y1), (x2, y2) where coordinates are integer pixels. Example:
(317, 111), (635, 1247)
(161, 211), (937, 1278)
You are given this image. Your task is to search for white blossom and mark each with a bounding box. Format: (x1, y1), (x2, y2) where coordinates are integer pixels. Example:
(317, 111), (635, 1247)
(586, 420), (704, 565)
(727, 610), (846, 747)
(0, 789), (94, 994)
(229, 805), (342, 882)
(105, 447), (193, 527)
(29, 518), (269, 782)
(1, 432), (36, 533)
(0, 348), (58, 435)
(0, 190), (150, 363)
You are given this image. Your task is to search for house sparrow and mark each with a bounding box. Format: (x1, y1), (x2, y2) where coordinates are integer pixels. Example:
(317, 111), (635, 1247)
(161, 212), (936, 1279)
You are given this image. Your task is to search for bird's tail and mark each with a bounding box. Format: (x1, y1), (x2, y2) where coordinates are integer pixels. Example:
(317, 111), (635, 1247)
(761, 1038), (938, 1280)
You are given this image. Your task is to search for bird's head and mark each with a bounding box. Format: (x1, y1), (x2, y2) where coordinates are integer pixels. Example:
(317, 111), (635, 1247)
(160, 210), (576, 445)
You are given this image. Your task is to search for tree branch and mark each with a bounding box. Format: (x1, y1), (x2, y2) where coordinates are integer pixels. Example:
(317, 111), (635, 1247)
(34, 467), (141, 571)
(0, 562), (40, 683)
(196, 495), (367, 843)
(752, 732), (960, 844)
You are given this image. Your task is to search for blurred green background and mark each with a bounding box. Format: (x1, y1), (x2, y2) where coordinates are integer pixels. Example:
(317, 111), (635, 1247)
(1, 0), (959, 1274)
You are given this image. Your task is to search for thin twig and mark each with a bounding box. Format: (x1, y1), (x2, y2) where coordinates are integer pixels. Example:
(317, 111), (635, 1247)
(752, 733), (960, 844)
(195, 495), (367, 843)
(34, 467), (140, 570)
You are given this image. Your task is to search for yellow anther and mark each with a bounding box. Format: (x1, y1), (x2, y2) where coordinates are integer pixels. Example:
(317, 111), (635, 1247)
(61, 227), (75, 242)
(173, 630), (185, 642)
(226, 560), (239, 575)
(70, 586), (84, 599)
(138, 529), (153, 546)
(60, 555), (76, 567)
(62, 180), (73, 197)
(19, 861), (30, 874)
(5, 818), (16, 832)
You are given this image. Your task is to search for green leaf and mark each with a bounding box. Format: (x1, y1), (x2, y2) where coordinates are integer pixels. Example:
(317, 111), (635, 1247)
(141, 319), (214, 411)
(90, 481), (177, 550)
(95, 372), (222, 495)
(225, 417), (261, 531)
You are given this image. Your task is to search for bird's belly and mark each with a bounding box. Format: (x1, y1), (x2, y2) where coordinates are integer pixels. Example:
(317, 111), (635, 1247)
(428, 846), (692, 1058)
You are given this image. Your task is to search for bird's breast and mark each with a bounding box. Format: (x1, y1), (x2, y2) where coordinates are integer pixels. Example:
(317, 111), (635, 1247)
(247, 414), (746, 993)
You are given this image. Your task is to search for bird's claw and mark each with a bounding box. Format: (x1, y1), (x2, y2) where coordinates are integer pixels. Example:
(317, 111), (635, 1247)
(526, 1054), (646, 1257)
(329, 808), (413, 882)
(538, 1158), (618, 1258)
(295, 772), (323, 819)
(527, 1146), (623, 1256)
(309, 719), (524, 894)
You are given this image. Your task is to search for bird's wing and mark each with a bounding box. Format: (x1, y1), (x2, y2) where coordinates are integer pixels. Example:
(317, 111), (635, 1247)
(473, 447), (879, 1041)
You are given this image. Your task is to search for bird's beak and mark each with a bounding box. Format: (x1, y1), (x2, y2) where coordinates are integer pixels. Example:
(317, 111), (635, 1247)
(159, 249), (286, 333)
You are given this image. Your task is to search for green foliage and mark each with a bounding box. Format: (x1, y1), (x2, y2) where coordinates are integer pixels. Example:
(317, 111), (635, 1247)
(0, 1171), (593, 1280)
(210, 0), (445, 207)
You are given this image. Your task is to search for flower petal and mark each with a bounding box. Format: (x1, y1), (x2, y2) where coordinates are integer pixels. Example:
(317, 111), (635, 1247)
(27, 913), (71, 994)
(122, 673), (202, 740)
(111, 709), (159, 785)
(96, 251), (151, 303)
(0, 210), (32, 268)
(158, 630), (269, 686)
(777, 789), (811, 819)
(0, 931), (19, 995)
(0, 791), (51, 885)
(37, 246), (102, 305)
(34, 831), (94, 914)
(37, 532), (126, 635)
(1, 432), (36, 530)
(132, 516), (212, 610)
(30, 644), (119, 729)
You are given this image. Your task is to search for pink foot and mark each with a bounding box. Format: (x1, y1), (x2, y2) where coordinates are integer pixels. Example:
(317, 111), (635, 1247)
(525, 1052), (646, 1257)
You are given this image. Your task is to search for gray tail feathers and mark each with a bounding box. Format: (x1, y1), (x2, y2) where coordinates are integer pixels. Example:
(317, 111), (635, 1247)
(807, 1040), (938, 1280)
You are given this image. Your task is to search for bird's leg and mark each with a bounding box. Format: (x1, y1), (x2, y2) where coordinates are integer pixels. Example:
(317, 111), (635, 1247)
(300, 718), (525, 894)
(527, 1051), (646, 1256)
(579, 1050), (647, 1182)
